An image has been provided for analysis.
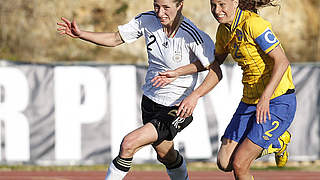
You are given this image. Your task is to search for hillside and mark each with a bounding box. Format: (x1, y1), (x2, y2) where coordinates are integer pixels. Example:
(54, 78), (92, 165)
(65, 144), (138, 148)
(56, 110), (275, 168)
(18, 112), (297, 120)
(0, 0), (319, 64)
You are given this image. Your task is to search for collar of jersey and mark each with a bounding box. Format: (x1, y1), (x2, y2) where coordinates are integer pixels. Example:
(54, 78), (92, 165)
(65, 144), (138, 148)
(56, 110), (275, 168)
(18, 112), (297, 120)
(223, 8), (244, 49)
(228, 7), (243, 32)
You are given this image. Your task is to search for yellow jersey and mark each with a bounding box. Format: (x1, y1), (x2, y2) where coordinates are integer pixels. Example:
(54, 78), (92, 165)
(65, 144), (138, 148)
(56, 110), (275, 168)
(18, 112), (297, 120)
(215, 8), (295, 104)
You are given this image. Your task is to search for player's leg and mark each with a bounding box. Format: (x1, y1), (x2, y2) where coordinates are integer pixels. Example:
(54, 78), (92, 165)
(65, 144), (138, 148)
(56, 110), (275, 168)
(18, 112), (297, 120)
(234, 126), (283, 180)
(259, 130), (291, 167)
(257, 92), (296, 167)
(217, 101), (256, 172)
(274, 130), (291, 167)
(105, 123), (158, 180)
(217, 138), (238, 172)
(232, 138), (261, 180)
(154, 140), (189, 180)
(141, 95), (193, 179)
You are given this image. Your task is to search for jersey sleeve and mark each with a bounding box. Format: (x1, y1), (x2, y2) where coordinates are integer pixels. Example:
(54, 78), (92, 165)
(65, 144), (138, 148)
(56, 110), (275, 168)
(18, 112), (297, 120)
(192, 32), (215, 68)
(118, 14), (144, 44)
(246, 17), (280, 54)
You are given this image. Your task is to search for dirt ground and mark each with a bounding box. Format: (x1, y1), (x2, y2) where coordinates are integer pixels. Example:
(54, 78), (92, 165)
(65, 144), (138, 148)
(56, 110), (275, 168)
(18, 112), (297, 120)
(1, 170), (320, 180)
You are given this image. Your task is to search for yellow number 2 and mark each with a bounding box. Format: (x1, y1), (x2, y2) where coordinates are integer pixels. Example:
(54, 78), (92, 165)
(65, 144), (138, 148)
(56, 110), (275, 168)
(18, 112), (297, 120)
(264, 121), (280, 138)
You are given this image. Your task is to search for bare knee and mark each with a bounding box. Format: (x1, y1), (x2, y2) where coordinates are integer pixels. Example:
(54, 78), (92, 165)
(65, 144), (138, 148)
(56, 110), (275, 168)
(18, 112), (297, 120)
(232, 158), (248, 176)
(120, 136), (136, 157)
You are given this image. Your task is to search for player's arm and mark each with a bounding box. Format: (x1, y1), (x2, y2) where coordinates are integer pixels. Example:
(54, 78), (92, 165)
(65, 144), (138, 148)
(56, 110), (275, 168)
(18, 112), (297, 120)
(177, 53), (226, 117)
(215, 53), (228, 65)
(256, 45), (290, 124)
(168, 52), (227, 77)
(177, 60), (223, 118)
(175, 59), (208, 75)
(151, 52), (228, 88)
(78, 31), (124, 47)
(247, 18), (290, 124)
(151, 60), (207, 88)
(57, 17), (124, 47)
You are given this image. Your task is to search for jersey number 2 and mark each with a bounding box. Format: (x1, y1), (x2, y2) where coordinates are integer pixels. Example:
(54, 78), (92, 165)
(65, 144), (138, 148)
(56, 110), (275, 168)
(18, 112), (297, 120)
(147, 35), (156, 51)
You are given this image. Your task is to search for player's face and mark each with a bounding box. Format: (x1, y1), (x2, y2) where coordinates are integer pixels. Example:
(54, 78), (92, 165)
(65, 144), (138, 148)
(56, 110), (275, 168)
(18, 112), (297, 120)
(154, 0), (183, 27)
(210, 0), (238, 25)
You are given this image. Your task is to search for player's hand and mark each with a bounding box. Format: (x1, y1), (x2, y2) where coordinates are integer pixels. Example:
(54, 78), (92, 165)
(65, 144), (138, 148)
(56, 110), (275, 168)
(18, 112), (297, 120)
(57, 17), (81, 38)
(256, 97), (271, 124)
(151, 70), (179, 88)
(177, 93), (200, 118)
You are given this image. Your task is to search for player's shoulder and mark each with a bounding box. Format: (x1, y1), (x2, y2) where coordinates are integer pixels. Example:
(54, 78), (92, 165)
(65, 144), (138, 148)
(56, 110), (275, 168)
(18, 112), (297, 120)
(181, 17), (206, 33)
(243, 11), (271, 29)
(180, 17), (211, 45)
(134, 11), (157, 21)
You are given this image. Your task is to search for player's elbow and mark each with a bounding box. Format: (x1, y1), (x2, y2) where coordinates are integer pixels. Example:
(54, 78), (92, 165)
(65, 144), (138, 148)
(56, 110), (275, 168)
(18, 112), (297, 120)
(210, 61), (223, 81)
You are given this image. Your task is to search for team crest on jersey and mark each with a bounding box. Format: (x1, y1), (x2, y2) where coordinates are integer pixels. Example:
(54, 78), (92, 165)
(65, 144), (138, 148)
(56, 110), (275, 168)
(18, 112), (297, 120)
(173, 39), (183, 63)
(236, 29), (243, 41)
(173, 51), (182, 63)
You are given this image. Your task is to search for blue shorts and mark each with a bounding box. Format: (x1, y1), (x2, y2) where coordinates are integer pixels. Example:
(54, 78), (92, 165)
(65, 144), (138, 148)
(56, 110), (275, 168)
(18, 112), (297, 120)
(222, 92), (296, 149)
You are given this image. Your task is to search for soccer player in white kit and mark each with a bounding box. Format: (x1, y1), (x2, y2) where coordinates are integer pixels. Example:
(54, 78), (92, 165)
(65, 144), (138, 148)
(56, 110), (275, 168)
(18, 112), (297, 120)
(57, 0), (221, 179)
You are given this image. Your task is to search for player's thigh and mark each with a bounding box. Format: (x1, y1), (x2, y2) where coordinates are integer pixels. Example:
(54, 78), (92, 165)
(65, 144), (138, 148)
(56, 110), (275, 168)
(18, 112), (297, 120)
(233, 138), (262, 170)
(248, 94), (296, 149)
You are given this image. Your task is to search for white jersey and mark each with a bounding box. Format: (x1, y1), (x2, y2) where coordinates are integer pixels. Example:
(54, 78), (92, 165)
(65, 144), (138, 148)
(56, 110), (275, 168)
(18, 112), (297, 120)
(118, 11), (215, 106)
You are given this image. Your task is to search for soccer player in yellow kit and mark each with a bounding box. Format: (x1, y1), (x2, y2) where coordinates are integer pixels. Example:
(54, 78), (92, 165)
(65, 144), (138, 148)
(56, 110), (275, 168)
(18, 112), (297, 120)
(151, 0), (297, 179)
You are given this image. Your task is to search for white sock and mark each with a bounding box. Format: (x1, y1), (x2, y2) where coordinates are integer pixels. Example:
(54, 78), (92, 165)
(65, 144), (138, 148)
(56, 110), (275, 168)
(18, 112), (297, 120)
(167, 157), (189, 180)
(105, 162), (128, 180)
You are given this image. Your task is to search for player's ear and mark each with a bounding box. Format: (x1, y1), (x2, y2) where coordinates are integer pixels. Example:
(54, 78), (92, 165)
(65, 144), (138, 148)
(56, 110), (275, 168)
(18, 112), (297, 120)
(233, 0), (239, 8)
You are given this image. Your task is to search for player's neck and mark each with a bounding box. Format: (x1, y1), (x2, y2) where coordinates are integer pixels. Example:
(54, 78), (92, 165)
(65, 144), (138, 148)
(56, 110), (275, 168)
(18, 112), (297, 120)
(163, 14), (183, 38)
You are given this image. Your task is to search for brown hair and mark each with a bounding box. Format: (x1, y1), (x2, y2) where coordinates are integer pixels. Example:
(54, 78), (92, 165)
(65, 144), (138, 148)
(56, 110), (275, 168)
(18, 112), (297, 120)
(238, 0), (280, 13)
(173, 0), (184, 7)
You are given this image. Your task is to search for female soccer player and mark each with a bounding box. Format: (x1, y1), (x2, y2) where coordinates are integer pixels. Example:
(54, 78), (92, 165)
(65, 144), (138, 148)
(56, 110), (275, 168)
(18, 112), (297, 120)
(57, 0), (219, 179)
(151, 0), (297, 179)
